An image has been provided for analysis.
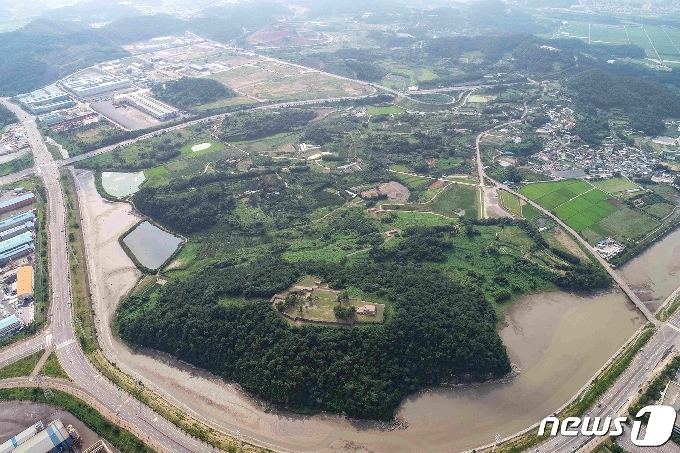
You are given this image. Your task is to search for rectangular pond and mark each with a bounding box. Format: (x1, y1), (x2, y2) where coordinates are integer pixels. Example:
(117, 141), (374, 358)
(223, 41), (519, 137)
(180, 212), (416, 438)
(122, 221), (182, 270)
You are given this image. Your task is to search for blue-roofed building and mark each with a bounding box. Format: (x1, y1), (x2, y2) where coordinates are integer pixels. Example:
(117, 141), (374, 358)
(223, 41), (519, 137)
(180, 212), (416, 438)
(0, 222), (34, 242)
(0, 421), (44, 453)
(0, 211), (35, 234)
(0, 244), (33, 266)
(0, 193), (35, 214)
(0, 232), (33, 255)
(13, 419), (76, 453)
(0, 315), (21, 339)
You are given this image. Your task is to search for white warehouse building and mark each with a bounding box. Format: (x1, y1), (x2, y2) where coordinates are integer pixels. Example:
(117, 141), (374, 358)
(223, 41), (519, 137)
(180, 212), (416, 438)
(62, 75), (132, 98)
(115, 91), (179, 121)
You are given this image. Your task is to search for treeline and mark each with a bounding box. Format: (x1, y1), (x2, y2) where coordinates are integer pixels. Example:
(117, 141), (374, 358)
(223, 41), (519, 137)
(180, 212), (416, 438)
(151, 78), (235, 110)
(116, 230), (511, 420)
(219, 109), (317, 141)
(0, 104), (18, 129)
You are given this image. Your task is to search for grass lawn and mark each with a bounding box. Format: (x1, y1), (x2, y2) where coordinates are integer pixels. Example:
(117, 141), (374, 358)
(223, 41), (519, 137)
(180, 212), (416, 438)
(592, 177), (638, 193)
(394, 173), (431, 189)
(379, 212), (456, 231)
(389, 164), (409, 172)
(0, 350), (43, 379)
(145, 166), (168, 177)
(40, 351), (69, 380)
(366, 105), (404, 115)
(521, 203), (541, 220)
(501, 191), (521, 216)
(180, 141), (225, 156)
(428, 183), (479, 218)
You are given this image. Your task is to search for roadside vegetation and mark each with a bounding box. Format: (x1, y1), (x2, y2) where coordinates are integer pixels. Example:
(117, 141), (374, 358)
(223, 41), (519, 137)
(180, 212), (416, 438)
(0, 350), (43, 379)
(0, 153), (33, 177)
(40, 351), (70, 380)
(61, 170), (97, 354)
(657, 294), (680, 322)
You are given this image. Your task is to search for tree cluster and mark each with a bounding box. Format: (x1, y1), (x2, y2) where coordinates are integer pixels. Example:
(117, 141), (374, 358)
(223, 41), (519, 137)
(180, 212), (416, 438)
(151, 77), (235, 110)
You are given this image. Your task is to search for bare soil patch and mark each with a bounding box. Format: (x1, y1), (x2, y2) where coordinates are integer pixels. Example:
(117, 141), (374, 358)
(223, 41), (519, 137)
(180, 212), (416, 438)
(379, 181), (410, 202)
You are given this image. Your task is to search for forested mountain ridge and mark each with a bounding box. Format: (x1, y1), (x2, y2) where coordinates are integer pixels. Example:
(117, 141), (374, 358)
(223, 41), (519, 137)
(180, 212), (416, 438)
(0, 19), (129, 95)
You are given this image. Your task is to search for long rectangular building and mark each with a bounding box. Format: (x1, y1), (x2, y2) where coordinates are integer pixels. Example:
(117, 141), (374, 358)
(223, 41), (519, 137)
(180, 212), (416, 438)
(0, 243), (33, 266)
(0, 221), (34, 242)
(0, 231), (33, 255)
(13, 419), (76, 453)
(116, 91), (178, 120)
(0, 193), (35, 214)
(16, 85), (75, 115)
(62, 75), (131, 98)
(17, 265), (33, 302)
(0, 211), (35, 234)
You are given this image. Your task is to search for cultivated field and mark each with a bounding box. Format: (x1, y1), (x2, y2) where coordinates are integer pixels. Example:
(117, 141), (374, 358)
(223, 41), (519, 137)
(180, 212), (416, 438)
(519, 180), (592, 210)
(591, 177), (638, 194)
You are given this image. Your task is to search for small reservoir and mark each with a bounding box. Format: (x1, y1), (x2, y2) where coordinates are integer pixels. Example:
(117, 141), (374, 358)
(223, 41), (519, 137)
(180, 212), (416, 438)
(102, 171), (146, 197)
(122, 221), (182, 270)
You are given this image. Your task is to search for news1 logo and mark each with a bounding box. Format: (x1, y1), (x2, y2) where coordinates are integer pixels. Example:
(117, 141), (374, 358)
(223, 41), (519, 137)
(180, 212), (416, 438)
(538, 405), (677, 447)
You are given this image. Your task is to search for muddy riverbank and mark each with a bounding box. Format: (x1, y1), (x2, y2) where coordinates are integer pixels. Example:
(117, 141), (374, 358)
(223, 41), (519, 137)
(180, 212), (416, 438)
(618, 227), (680, 312)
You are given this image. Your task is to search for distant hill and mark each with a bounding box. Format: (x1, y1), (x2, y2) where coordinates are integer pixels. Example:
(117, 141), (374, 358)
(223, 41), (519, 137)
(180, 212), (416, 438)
(0, 19), (129, 96)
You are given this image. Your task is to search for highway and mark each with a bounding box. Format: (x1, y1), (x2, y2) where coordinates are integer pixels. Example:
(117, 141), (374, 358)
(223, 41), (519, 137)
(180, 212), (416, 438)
(0, 99), (213, 452)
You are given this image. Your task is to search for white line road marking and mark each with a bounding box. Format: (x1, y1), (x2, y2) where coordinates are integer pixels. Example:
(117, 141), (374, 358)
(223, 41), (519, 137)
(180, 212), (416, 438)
(56, 339), (75, 349)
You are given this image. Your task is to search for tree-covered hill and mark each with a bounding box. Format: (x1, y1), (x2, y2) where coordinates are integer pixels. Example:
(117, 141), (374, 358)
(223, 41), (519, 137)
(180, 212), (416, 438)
(0, 104), (18, 130)
(151, 78), (236, 110)
(567, 69), (680, 136)
(0, 19), (129, 95)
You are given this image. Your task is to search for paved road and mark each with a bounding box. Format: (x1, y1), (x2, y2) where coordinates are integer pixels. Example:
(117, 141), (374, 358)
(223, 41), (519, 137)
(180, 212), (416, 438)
(0, 99), (212, 452)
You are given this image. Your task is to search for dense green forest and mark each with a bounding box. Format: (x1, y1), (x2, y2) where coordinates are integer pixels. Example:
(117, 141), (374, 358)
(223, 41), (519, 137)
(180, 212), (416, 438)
(151, 78), (235, 110)
(0, 104), (18, 130)
(568, 69), (680, 137)
(219, 109), (317, 141)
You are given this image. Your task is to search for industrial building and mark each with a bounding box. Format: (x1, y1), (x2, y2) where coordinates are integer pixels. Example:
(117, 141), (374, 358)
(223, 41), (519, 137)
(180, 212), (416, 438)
(0, 221), (35, 242)
(115, 91), (179, 120)
(17, 265), (33, 302)
(0, 314), (21, 339)
(0, 419), (78, 453)
(0, 231), (34, 266)
(0, 211), (35, 234)
(62, 75), (132, 98)
(0, 421), (43, 453)
(0, 193), (35, 214)
(15, 86), (75, 115)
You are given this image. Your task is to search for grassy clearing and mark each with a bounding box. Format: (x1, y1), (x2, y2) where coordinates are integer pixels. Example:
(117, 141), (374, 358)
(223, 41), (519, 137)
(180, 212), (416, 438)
(0, 350), (43, 379)
(428, 183), (479, 218)
(144, 166), (168, 177)
(0, 387), (151, 453)
(500, 191), (521, 216)
(597, 207), (659, 241)
(47, 143), (62, 160)
(180, 141), (225, 156)
(61, 170), (96, 354)
(643, 202), (674, 219)
(521, 203), (541, 220)
(592, 177), (638, 193)
(40, 351), (70, 380)
(366, 105), (404, 115)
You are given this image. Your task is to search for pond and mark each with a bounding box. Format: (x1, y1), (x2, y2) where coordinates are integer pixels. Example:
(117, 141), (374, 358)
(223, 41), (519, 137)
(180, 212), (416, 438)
(122, 221), (182, 270)
(101, 171), (146, 197)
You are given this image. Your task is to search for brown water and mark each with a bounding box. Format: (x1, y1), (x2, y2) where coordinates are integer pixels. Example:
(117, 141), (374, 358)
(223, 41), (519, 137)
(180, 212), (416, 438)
(308, 290), (644, 453)
(618, 227), (680, 312)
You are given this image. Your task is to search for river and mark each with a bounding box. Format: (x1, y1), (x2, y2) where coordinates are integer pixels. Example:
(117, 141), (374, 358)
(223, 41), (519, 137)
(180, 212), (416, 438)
(618, 227), (680, 312)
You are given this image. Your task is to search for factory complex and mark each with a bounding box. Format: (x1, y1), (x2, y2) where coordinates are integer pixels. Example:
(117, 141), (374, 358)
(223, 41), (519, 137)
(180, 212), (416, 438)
(61, 74), (132, 98)
(114, 90), (179, 120)
(0, 419), (81, 453)
(15, 86), (75, 115)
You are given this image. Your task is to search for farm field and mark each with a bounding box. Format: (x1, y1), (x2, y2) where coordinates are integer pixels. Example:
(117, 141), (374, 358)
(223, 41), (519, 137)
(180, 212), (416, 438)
(521, 203), (541, 221)
(519, 179), (593, 210)
(555, 21), (680, 62)
(553, 189), (617, 232)
(501, 191), (521, 216)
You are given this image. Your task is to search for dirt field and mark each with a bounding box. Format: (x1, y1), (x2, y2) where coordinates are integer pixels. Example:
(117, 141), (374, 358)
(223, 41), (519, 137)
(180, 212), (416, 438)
(240, 72), (374, 101)
(551, 227), (590, 261)
(379, 181), (410, 201)
(0, 401), (111, 451)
